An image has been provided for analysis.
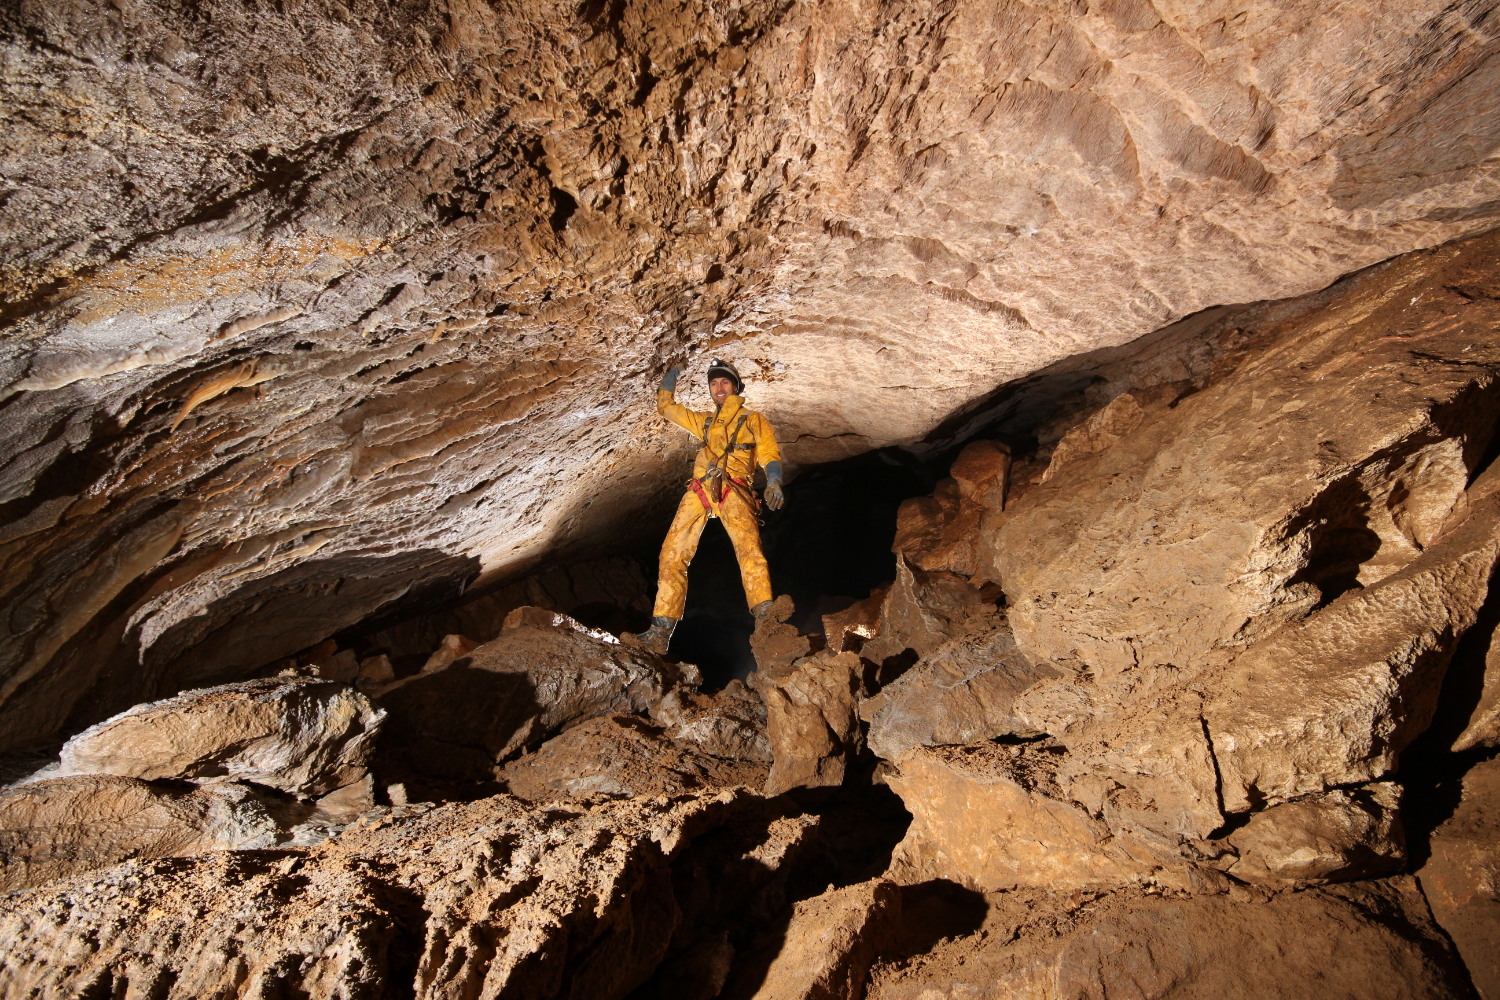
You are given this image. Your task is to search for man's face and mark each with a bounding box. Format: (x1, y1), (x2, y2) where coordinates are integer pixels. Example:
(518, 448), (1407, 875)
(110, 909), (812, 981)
(709, 376), (736, 405)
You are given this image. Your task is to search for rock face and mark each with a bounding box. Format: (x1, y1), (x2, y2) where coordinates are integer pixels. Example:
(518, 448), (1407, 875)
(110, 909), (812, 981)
(502, 714), (768, 802)
(1417, 757), (1500, 999)
(758, 652), (863, 796)
(53, 676), (383, 797)
(0, 774), (283, 892)
(5, 0), (1500, 750)
(866, 877), (1472, 1000)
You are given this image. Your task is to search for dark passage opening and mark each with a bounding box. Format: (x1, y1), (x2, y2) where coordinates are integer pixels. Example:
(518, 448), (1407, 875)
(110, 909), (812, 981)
(664, 450), (933, 690)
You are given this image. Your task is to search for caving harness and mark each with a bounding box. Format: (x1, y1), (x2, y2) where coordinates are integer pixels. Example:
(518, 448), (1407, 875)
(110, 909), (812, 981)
(687, 407), (763, 522)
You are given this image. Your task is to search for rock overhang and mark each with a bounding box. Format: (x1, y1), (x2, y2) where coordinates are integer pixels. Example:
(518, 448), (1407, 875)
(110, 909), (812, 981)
(3, 0), (1500, 749)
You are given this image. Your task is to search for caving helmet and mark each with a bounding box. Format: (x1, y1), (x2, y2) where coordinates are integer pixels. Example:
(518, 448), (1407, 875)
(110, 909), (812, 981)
(705, 358), (744, 394)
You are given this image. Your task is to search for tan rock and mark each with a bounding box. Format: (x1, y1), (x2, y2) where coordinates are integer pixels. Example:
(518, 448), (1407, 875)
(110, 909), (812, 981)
(859, 559), (984, 667)
(761, 652), (862, 796)
(377, 616), (692, 784)
(822, 589), (886, 655)
(995, 234), (1500, 692)
(311, 648), (359, 682)
(421, 633), (479, 673)
(0, 774), (302, 892)
(868, 877), (1470, 1000)
(1227, 783), (1405, 886)
(885, 743), (1179, 893)
(54, 677), (384, 798)
(656, 681), (773, 763)
(356, 654), (395, 687)
(864, 616), (1062, 761)
(1416, 757), (1500, 1000)
(1451, 621), (1500, 751)
(892, 441), (1011, 577)
(747, 880), (900, 1000)
(749, 595), (812, 680)
(1208, 462), (1500, 810)
(503, 715), (767, 802)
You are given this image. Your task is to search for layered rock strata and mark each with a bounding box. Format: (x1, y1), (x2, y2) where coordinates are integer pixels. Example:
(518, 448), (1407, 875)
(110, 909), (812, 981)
(5, 0), (1500, 752)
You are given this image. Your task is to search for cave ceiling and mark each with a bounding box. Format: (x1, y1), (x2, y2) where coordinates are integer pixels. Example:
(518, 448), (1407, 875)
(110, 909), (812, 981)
(2, 0), (1499, 748)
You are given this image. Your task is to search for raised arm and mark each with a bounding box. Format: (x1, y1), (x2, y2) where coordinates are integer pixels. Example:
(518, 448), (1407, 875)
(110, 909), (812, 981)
(656, 367), (708, 438)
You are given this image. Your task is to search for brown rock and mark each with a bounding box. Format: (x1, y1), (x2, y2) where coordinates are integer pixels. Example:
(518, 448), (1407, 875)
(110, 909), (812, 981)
(859, 559), (985, 667)
(0, 775), (281, 892)
(864, 615), (1062, 761)
(744, 880), (901, 1000)
(421, 633), (479, 673)
(654, 681), (773, 763)
(1417, 756), (1500, 1000)
(311, 648), (359, 682)
(761, 652), (862, 796)
(502, 714), (768, 802)
(1038, 390), (1149, 483)
(868, 877), (1471, 1000)
(53, 677), (384, 798)
(1227, 783), (1405, 886)
(1208, 461), (1500, 810)
(892, 441), (1011, 578)
(0, 789), (764, 999)
(822, 590), (886, 656)
(995, 235), (1500, 694)
(885, 742), (1183, 893)
(377, 616), (692, 784)
(1451, 620), (1500, 752)
(750, 595), (812, 680)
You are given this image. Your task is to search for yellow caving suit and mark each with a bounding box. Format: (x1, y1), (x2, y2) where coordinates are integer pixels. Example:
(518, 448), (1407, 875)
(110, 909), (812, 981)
(653, 388), (781, 619)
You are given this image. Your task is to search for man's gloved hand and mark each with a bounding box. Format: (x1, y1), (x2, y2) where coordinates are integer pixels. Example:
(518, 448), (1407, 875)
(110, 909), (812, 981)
(764, 479), (785, 511)
(660, 365), (683, 391)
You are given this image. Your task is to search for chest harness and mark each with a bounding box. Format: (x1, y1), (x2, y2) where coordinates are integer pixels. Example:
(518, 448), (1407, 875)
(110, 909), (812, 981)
(688, 409), (761, 518)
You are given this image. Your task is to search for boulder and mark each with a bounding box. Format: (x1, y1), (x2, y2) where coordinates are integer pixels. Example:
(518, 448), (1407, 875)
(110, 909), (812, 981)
(749, 595), (812, 679)
(864, 615), (1062, 761)
(1226, 783), (1405, 886)
(821, 590), (886, 655)
(502, 715), (768, 802)
(1207, 462), (1500, 810)
(884, 742), (1189, 894)
(0, 775), (282, 892)
(1416, 756), (1500, 1000)
(993, 236), (1500, 692)
(653, 680), (773, 763)
(376, 615), (695, 784)
(891, 441), (1011, 578)
(759, 652), (863, 796)
(54, 677), (384, 797)
(743, 880), (901, 1000)
(1450, 617), (1500, 752)
(859, 559), (985, 668)
(421, 633), (479, 673)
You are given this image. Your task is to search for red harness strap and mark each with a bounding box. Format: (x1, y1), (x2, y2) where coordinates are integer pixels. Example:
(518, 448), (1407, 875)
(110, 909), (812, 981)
(687, 476), (758, 514)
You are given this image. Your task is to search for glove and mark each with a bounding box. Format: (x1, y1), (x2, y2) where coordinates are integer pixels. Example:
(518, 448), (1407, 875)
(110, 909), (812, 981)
(660, 365), (683, 391)
(764, 479), (785, 511)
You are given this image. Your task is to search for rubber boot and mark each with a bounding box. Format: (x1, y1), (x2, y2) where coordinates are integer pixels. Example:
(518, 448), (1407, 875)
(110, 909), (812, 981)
(750, 599), (774, 620)
(621, 616), (677, 655)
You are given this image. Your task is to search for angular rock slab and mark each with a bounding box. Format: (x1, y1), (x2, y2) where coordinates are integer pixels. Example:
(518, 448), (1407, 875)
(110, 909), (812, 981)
(1207, 462), (1500, 810)
(1225, 783), (1405, 886)
(860, 558), (985, 667)
(502, 715), (767, 802)
(759, 652), (862, 796)
(55, 676), (384, 797)
(1417, 756), (1500, 1000)
(746, 880), (900, 1000)
(376, 616), (694, 783)
(864, 616), (1061, 761)
(867, 877), (1471, 1000)
(885, 743), (1184, 894)
(0, 775), (282, 892)
(994, 234), (1500, 685)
